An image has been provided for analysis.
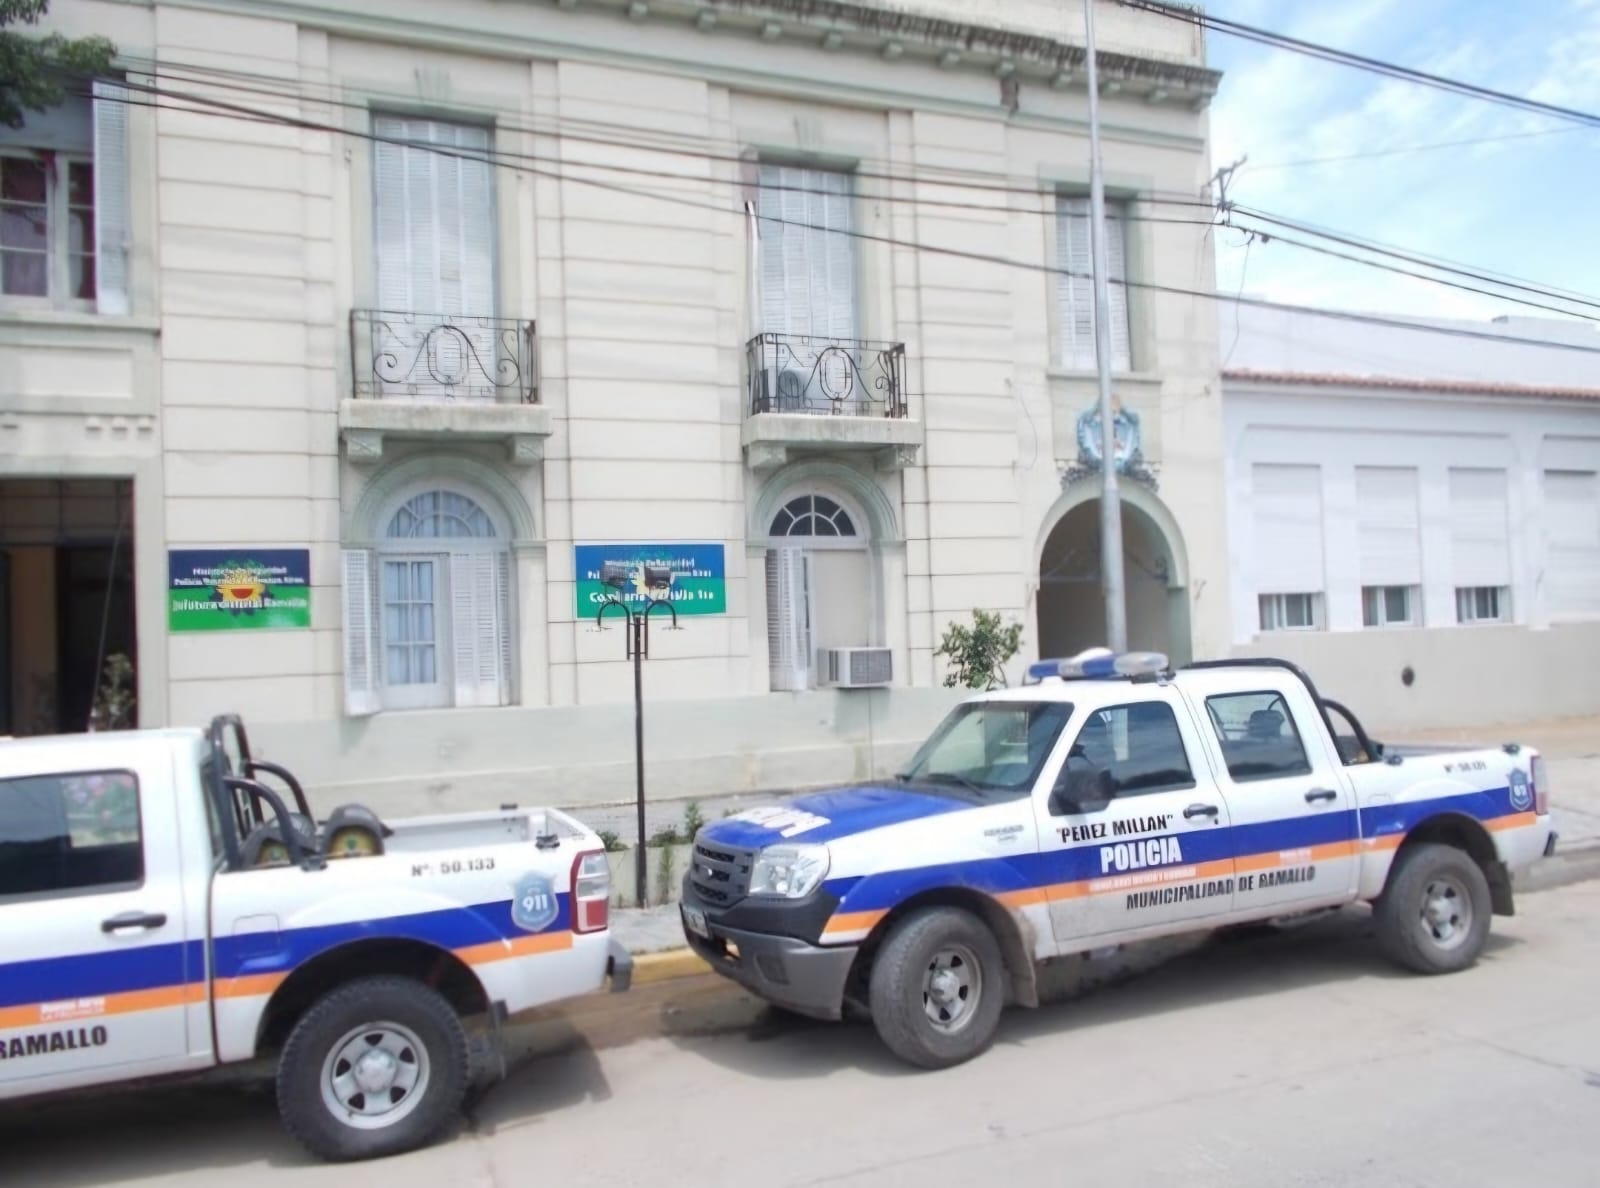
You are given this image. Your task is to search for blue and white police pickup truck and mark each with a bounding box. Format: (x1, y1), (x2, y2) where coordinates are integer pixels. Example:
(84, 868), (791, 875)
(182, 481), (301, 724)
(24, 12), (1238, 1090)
(680, 652), (1557, 1069)
(0, 715), (630, 1162)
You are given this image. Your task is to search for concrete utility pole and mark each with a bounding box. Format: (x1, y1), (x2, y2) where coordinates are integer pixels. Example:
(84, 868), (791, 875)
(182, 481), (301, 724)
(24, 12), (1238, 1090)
(1082, 0), (1128, 652)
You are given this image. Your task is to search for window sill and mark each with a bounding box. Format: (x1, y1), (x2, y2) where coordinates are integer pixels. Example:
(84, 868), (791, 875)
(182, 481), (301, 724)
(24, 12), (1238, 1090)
(0, 306), (160, 333)
(1047, 368), (1163, 385)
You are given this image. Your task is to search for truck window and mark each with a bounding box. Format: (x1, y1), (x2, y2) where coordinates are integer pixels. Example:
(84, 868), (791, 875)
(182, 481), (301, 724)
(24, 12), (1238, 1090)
(900, 700), (1074, 795)
(0, 770), (144, 899)
(1065, 701), (1195, 797)
(1204, 691), (1314, 782)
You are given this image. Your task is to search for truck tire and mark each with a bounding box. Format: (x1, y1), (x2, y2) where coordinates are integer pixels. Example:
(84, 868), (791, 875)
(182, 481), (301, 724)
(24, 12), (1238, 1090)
(867, 907), (1005, 1070)
(276, 976), (469, 1162)
(1373, 843), (1492, 975)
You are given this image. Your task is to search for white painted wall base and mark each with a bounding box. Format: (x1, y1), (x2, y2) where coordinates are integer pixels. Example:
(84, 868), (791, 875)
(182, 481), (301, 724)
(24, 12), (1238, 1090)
(1232, 621), (1600, 735)
(248, 686), (968, 818)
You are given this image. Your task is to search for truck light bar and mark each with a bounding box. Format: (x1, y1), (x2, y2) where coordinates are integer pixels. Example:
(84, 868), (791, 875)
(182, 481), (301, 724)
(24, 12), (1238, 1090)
(1023, 648), (1171, 685)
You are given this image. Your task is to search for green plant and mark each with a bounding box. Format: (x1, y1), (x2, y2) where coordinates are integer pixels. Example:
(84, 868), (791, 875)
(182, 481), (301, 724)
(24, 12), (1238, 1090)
(1, 2), (116, 128)
(682, 799), (705, 841)
(934, 609), (1024, 690)
(653, 839), (677, 906)
(89, 653), (136, 731)
(597, 829), (626, 853)
(648, 823), (685, 847)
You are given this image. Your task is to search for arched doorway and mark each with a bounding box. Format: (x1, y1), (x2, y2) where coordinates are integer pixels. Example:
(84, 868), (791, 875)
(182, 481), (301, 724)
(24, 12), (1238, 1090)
(1037, 495), (1191, 665)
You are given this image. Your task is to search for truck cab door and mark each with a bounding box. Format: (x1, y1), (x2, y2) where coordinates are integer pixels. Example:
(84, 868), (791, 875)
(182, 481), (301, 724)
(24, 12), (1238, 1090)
(0, 759), (200, 1098)
(1034, 694), (1237, 950)
(1185, 683), (1360, 916)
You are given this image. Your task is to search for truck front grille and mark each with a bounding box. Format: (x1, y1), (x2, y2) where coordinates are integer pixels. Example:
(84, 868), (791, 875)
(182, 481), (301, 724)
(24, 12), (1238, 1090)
(689, 840), (755, 907)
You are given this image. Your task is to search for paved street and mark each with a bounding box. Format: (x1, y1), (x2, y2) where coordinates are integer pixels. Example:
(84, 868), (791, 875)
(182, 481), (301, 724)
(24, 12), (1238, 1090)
(7, 878), (1600, 1187)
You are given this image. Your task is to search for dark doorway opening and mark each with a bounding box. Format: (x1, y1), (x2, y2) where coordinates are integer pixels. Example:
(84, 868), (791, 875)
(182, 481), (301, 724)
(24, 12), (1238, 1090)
(1, 479), (135, 736)
(1037, 498), (1191, 665)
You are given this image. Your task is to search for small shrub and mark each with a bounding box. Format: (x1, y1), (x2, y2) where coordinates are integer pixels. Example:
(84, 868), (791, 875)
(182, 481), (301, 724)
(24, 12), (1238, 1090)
(682, 799), (705, 840)
(597, 829), (626, 853)
(934, 609), (1024, 690)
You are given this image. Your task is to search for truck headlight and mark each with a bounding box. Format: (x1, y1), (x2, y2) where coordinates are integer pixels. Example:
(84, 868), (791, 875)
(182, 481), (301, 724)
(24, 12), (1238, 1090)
(748, 844), (830, 899)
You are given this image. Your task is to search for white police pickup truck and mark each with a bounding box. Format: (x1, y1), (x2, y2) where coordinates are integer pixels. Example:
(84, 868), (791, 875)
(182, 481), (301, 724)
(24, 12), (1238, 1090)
(0, 715), (630, 1162)
(680, 652), (1557, 1069)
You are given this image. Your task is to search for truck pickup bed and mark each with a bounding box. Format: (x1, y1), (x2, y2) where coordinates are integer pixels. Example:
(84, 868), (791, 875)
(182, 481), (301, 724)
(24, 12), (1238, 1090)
(1, 715), (630, 1162)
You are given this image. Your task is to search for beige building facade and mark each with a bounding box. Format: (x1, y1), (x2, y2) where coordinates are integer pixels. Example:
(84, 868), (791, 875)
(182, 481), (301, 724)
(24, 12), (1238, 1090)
(2, 0), (1228, 811)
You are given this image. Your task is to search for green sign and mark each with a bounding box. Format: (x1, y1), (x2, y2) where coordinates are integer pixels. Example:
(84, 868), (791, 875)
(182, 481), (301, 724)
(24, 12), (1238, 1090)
(168, 549), (311, 632)
(574, 543), (726, 618)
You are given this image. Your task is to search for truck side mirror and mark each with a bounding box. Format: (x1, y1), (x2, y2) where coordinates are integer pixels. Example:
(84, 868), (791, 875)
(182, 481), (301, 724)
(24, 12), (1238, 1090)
(1049, 760), (1112, 817)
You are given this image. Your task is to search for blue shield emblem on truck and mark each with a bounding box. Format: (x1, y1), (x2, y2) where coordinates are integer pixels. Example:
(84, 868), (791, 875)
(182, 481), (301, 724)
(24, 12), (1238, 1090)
(512, 872), (559, 932)
(1508, 769), (1533, 813)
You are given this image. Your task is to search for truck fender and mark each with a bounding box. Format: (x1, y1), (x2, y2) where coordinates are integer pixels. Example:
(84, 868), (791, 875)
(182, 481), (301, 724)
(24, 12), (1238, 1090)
(841, 869), (1042, 1010)
(232, 889), (512, 1054)
(1383, 812), (1513, 916)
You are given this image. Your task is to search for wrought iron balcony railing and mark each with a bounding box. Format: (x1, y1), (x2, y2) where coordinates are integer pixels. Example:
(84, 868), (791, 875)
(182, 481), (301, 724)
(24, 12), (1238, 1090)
(746, 333), (908, 419)
(350, 310), (538, 403)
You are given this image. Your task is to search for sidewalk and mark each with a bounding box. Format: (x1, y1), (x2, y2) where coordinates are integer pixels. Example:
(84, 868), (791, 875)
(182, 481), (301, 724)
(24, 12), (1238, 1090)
(600, 715), (1600, 979)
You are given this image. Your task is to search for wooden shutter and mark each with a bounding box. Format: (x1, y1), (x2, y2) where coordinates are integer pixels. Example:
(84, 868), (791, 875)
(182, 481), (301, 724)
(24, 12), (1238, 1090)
(1448, 468), (1511, 588)
(1544, 470), (1600, 619)
(342, 550), (380, 716)
(372, 117), (497, 399)
(1057, 197), (1130, 371)
(757, 163), (856, 341)
(766, 547), (807, 691)
(495, 551), (516, 704)
(92, 80), (130, 316)
(1355, 467), (1422, 586)
(1251, 464), (1325, 594)
(450, 552), (505, 707)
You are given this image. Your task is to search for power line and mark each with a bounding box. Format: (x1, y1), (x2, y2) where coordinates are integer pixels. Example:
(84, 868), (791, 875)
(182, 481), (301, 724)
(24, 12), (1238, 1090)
(1227, 207), (1600, 316)
(1222, 220), (1600, 322)
(102, 54), (1599, 313)
(97, 76), (1600, 354)
(108, 53), (1221, 208)
(1119, 0), (1600, 129)
(1246, 124), (1596, 172)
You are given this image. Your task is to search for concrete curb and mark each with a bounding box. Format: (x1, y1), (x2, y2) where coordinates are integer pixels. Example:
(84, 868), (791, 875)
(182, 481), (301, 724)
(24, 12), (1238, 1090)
(618, 839), (1600, 986)
(630, 948), (711, 985)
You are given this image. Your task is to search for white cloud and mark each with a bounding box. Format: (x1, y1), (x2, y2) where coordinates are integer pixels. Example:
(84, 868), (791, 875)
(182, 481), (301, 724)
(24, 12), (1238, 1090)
(1203, 0), (1600, 319)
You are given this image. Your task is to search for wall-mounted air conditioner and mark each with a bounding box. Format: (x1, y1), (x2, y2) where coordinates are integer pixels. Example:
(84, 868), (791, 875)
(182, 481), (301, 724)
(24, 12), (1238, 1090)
(821, 646), (893, 689)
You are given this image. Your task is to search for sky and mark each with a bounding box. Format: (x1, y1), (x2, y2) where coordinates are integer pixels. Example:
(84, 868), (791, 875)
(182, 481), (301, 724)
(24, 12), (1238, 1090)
(1200, 0), (1600, 324)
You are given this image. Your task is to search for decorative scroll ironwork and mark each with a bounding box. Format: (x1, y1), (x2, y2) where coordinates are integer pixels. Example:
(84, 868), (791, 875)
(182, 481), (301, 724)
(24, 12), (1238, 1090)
(746, 333), (909, 419)
(350, 310), (539, 403)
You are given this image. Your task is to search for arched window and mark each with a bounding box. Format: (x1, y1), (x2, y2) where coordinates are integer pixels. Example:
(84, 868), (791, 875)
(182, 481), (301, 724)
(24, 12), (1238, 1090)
(386, 491), (497, 539)
(345, 485), (514, 713)
(765, 490), (876, 692)
(770, 495), (857, 539)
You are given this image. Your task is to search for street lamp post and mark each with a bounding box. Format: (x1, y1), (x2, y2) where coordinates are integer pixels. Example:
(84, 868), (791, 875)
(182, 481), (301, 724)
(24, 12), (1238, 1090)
(595, 562), (680, 908)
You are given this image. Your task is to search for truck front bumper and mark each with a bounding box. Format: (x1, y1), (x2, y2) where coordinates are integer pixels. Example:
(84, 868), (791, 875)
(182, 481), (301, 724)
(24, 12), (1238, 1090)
(606, 937), (634, 993)
(683, 918), (857, 1022)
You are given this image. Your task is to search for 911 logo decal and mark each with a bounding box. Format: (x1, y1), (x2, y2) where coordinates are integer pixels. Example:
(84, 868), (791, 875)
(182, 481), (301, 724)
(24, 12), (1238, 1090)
(512, 872), (560, 932)
(1508, 769), (1533, 812)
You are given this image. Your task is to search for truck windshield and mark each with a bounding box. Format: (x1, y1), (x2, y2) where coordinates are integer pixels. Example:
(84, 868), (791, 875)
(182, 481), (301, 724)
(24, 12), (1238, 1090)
(897, 700), (1074, 798)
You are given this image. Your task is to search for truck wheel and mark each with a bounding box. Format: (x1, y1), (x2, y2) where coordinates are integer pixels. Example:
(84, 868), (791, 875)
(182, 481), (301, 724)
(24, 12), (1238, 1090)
(1373, 843), (1491, 975)
(867, 907), (1005, 1070)
(276, 976), (469, 1162)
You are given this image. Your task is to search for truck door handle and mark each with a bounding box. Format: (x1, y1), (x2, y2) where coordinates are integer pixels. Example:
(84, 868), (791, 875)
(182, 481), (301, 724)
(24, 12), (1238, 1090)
(101, 911), (167, 934)
(1183, 803), (1220, 819)
(1305, 788), (1339, 804)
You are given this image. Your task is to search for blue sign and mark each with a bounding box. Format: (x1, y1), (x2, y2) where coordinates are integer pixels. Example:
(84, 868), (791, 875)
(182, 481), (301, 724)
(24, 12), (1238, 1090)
(511, 872), (560, 933)
(574, 542), (726, 617)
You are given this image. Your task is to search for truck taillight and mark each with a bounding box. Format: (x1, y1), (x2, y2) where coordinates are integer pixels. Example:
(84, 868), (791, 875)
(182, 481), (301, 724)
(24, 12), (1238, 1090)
(571, 849), (610, 934)
(1532, 755), (1549, 816)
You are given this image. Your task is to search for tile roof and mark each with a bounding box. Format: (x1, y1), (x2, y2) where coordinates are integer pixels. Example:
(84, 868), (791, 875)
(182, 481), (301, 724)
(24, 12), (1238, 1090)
(1222, 369), (1600, 403)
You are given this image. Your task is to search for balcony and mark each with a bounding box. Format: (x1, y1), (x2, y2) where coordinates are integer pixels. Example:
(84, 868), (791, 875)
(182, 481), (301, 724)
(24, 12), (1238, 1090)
(341, 310), (552, 464)
(742, 333), (923, 473)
